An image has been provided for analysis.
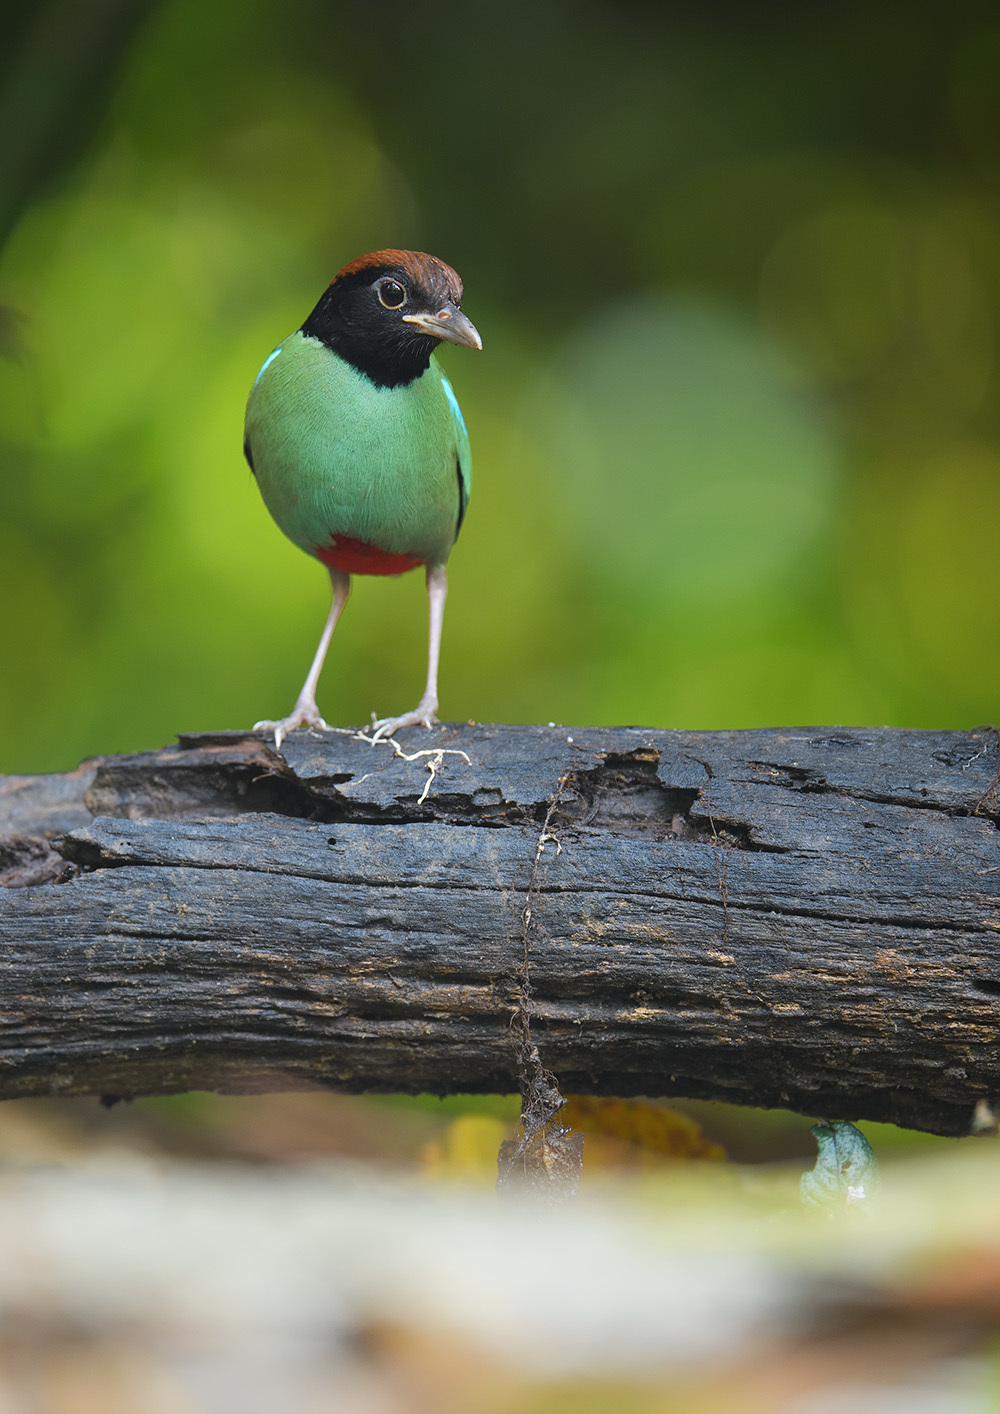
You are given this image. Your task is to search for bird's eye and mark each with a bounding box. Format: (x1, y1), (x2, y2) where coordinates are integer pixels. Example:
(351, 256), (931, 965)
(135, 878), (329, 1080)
(377, 278), (406, 309)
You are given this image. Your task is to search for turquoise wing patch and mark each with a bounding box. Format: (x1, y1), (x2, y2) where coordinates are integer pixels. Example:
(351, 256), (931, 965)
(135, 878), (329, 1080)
(253, 346), (282, 384)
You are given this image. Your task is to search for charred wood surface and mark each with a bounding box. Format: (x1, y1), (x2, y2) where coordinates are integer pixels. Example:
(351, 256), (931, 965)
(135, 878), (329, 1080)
(1, 723), (998, 1134)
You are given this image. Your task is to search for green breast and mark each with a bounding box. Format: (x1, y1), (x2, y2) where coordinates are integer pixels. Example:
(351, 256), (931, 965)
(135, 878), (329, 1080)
(244, 332), (471, 566)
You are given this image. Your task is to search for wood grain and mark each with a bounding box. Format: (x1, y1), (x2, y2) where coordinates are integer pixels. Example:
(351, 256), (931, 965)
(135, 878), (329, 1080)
(1, 723), (998, 1134)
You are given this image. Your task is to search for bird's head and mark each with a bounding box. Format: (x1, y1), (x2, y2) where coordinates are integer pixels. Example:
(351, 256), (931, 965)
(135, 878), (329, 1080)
(301, 249), (481, 389)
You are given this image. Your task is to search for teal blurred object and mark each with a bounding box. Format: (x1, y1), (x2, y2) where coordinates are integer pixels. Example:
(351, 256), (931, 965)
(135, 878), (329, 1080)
(801, 1121), (880, 1209)
(1, 0), (999, 773)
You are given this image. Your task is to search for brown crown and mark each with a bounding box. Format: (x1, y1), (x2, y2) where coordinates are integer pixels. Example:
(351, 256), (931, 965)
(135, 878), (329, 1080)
(332, 249), (463, 305)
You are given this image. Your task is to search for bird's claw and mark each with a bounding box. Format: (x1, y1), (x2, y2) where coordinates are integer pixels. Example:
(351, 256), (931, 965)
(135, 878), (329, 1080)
(253, 705), (333, 752)
(368, 700), (439, 744)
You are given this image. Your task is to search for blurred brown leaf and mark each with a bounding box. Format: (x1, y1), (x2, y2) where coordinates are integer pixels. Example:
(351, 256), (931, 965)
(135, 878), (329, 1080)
(562, 1096), (727, 1170)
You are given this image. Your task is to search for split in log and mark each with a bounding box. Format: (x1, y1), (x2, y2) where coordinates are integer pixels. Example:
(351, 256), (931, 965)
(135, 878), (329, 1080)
(1, 723), (998, 1136)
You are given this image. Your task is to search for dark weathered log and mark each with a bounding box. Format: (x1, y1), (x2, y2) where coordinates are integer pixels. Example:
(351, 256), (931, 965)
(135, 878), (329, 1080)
(1, 724), (998, 1135)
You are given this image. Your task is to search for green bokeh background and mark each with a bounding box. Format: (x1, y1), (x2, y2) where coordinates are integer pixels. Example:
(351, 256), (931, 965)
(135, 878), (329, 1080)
(2, 0), (998, 775)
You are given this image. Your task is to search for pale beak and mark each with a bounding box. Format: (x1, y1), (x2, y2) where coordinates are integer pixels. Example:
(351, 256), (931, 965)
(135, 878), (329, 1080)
(402, 303), (482, 350)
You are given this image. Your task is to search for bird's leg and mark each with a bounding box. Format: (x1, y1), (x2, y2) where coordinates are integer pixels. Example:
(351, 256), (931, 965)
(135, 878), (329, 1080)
(370, 563), (447, 742)
(254, 568), (351, 750)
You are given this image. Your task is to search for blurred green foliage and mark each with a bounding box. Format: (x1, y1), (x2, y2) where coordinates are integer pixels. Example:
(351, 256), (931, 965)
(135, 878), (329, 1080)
(2, 0), (999, 774)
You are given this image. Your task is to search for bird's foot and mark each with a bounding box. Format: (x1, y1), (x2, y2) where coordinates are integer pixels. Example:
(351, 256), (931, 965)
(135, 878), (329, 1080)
(253, 701), (332, 752)
(368, 696), (439, 744)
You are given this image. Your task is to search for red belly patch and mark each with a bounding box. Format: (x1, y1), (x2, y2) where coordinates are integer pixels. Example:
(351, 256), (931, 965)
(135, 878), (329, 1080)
(317, 533), (424, 576)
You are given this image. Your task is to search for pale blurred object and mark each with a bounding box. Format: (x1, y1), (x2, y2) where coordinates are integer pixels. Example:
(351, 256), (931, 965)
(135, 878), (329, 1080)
(0, 1146), (998, 1411)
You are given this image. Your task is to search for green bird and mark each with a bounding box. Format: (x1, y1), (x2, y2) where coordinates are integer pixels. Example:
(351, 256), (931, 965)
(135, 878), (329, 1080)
(244, 249), (481, 748)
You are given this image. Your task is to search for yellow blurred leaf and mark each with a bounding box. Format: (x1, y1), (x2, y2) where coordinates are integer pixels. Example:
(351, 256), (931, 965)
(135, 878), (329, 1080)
(421, 1114), (512, 1184)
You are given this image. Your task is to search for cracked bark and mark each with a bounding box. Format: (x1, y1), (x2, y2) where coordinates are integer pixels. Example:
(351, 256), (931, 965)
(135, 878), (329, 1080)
(1, 723), (998, 1135)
